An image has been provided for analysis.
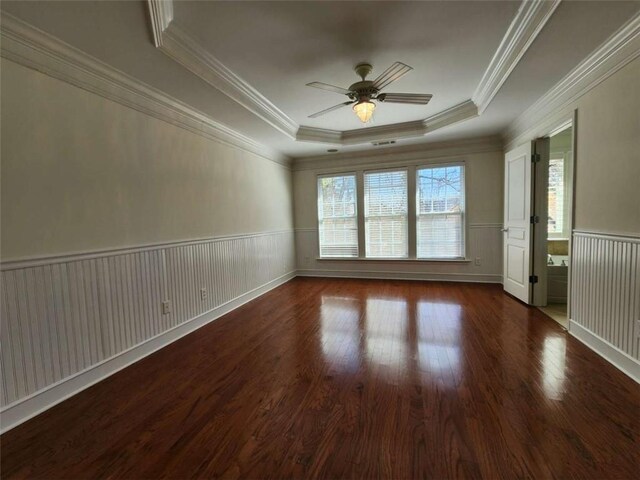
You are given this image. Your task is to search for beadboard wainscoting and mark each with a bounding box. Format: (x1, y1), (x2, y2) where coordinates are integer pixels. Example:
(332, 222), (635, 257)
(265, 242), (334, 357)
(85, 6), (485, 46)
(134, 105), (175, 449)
(0, 230), (295, 432)
(570, 231), (640, 382)
(295, 224), (503, 283)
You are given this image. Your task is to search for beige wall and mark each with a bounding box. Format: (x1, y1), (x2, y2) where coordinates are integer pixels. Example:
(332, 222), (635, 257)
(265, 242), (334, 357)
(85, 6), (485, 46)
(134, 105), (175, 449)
(573, 58), (639, 235)
(292, 143), (505, 282)
(1, 59), (294, 260)
(508, 57), (640, 236)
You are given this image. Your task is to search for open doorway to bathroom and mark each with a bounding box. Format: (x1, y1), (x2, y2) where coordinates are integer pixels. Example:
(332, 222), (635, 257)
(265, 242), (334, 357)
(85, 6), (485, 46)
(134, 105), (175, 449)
(532, 121), (574, 329)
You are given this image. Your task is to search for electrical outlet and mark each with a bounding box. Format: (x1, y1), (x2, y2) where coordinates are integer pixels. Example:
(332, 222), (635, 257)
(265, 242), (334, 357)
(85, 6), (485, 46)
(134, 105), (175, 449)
(474, 257), (482, 266)
(200, 288), (208, 301)
(162, 300), (171, 315)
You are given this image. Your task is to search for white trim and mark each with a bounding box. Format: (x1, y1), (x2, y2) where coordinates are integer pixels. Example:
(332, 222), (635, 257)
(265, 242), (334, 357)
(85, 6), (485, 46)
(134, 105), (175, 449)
(573, 230), (640, 242)
(147, 2), (482, 147)
(473, 0), (561, 113)
(569, 320), (640, 384)
(0, 229), (294, 270)
(158, 23), (298, 139)
(423, 100), (479, 132)
(297, 269), (502, 284)
(296, 100), (478, 146)
(0, 13), (290, 167)
(145, 1), (570, 148)
(147, 0), (173, 47)
(0, 272), (296, 433)
(295, 126), (343, 145)
(505, 12), (640, 149)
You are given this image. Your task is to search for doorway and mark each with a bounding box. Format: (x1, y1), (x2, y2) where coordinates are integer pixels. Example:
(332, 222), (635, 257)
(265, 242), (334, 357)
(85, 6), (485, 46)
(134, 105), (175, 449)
(533, 123), (574, 328)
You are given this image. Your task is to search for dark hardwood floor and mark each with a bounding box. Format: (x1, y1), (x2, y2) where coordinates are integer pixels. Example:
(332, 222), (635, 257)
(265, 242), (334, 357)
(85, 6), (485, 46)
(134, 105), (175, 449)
(1, 278), (639, 479)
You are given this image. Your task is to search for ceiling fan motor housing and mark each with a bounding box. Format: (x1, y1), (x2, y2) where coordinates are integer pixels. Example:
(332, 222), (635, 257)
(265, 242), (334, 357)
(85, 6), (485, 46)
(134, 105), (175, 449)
(351, 63), (377, 101)
(348, 81), (378, 101)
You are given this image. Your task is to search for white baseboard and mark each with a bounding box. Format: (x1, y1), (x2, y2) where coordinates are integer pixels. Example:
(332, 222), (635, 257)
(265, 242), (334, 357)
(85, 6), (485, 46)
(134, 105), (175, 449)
(296, 269), (502, 284)
(569, 320), (640, 383)
(0, 272), (296, 433)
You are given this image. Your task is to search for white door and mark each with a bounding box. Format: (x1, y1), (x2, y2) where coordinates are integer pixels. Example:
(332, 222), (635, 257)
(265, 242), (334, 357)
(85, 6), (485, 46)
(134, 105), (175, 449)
(503, 142), (533, 303)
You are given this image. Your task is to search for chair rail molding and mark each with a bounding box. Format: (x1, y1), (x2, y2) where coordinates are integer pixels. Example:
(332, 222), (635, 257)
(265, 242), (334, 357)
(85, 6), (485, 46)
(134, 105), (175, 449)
(0, 230), (296, 432)
(0, 12), (290, 168)
(504, 12), (640, 149)
(473, 0), (561, 113)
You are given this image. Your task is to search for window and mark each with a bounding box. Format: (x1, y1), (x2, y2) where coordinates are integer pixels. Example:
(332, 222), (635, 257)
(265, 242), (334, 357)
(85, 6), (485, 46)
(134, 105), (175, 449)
(316, 164), (468, 261)
(416, 165), (465, 258)
(364, 170), (408, 258)
(548, 157), (567, 238)
(317, 174), (358, 257)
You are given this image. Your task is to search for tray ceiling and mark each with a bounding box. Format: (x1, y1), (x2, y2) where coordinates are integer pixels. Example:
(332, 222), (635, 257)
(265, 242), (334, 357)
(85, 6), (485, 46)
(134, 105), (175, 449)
(2, 0), (638, 158)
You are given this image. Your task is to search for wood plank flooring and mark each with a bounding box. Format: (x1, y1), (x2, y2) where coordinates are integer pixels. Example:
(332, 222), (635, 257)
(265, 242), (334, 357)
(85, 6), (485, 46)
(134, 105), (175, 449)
(1, 278), (639, 479)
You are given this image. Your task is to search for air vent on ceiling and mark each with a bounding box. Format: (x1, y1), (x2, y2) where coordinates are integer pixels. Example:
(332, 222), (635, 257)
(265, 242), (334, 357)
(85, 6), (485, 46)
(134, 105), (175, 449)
(371, 140), (397, 146)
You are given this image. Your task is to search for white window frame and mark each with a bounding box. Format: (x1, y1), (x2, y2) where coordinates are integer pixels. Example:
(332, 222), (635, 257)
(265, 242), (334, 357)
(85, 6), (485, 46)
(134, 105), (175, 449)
(547, 152), (571, 240)
(415, 162), (466, 260)
(315, 161), (469, 263)
(363, 168), (409, 259)
(316, 172), (359, 258)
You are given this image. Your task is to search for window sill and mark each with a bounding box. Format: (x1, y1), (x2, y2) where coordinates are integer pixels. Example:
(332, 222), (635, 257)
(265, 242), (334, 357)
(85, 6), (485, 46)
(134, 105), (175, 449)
(317, 257), (471, 263)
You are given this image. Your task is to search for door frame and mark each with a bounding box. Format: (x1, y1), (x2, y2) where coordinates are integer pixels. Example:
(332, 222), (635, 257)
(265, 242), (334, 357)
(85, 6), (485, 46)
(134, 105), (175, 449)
(530, 111), (577, 317)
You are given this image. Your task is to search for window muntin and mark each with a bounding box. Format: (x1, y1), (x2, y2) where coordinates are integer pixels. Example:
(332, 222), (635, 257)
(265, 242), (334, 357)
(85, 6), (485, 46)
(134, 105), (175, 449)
(364, 170), (408, 258)
(416, 165), (465, 258)
(317, 174), (358, 257)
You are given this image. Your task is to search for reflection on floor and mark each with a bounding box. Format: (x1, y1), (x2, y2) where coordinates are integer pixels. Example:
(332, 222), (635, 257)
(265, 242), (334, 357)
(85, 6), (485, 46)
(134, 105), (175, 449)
(2, 278), (638, 479)
(539, 303), (568, 329)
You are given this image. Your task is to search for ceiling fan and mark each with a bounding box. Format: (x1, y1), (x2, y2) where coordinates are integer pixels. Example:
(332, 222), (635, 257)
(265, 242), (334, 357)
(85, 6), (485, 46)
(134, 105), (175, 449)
(306, 62), (432, 124)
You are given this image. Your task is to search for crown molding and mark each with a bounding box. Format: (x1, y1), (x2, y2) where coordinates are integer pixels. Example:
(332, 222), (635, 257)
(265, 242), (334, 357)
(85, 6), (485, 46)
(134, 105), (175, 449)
(504, 11), (640, 148)
(473, 0), (561, 114)
(296, 100), (478, 146)
(147, 0), (173, 47)
(148, 0), (298, 139)
(146, 0), (530, 147)
(0, 13), (290, 167)
(295, 126), (342, 144)
(292, 135), (503, 171)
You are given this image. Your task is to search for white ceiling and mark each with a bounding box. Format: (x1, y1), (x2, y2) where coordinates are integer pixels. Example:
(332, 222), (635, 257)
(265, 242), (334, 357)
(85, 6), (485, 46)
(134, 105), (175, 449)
(2, 1), (639, 158)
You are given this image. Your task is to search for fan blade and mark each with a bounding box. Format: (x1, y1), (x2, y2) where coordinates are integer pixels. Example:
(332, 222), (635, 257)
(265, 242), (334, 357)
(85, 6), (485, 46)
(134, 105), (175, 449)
(308, 101), (355, 118)
(306, 82), (352, 95)
(377, 93), (432, 105)
(371, 62), (413, 90)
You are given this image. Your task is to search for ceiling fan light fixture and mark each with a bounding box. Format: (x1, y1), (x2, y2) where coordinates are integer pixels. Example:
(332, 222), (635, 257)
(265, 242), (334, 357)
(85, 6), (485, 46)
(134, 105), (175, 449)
(353, 99), (376, 123)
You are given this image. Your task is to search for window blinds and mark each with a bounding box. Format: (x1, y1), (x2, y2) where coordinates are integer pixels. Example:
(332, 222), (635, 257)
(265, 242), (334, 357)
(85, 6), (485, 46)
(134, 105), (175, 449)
(317, 175), (358, 257)
(548, 158), (565, 238)
(364, 170), (408, 258)
(416, 165), (465, 258)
